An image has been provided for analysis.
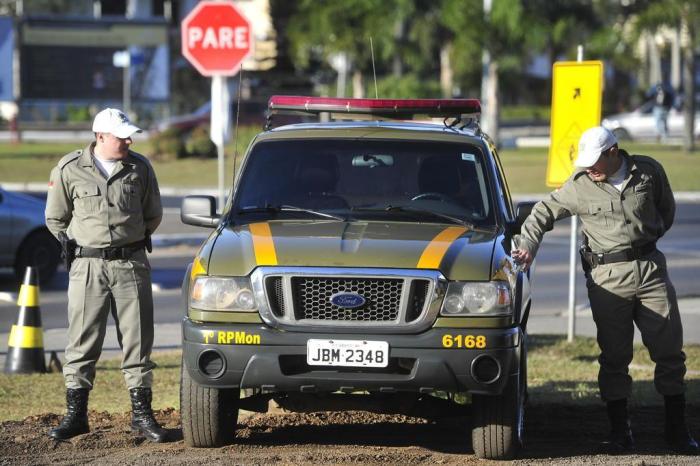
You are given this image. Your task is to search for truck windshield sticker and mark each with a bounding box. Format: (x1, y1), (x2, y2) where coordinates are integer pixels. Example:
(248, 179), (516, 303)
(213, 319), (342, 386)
(461, 153), (476, 162)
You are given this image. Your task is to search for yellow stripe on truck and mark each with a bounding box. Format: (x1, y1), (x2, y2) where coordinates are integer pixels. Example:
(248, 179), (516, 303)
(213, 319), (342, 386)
(249, 222), (278, 265)
(417, 226), (467, 269)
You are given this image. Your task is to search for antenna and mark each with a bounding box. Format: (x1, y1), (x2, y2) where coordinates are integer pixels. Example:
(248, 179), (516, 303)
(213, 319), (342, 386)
(232, 65), (243, 189)
(369, 36), (378, 98)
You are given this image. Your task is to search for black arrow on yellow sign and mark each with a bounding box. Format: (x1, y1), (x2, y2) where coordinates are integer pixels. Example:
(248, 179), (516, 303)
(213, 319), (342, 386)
(573, 88), (581, 99)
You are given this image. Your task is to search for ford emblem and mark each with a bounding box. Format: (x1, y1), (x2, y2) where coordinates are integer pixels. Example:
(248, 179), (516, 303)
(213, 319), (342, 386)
(330, 292), (366, 309)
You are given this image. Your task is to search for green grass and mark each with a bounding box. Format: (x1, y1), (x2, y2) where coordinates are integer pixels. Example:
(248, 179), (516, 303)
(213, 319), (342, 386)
(1, 336), (697, 421)
(0, 126), (259, 189)
(499, 143), (700, 193)
(0, 351), (181, 421)
(0, 135), (699, 193)
(501, 105), (550, 122)
(527, 335), (700, 405)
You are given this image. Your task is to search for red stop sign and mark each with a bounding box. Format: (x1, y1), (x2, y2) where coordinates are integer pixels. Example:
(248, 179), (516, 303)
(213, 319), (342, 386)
(181, 1), (252, 77)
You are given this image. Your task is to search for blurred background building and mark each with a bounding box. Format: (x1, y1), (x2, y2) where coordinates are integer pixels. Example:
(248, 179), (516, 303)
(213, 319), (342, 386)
(0, 0), (697, 137)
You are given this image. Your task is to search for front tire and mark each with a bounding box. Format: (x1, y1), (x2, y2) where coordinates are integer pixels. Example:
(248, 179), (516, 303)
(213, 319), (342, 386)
(471, 341), (527, 460)
(180, 358), (239, 447)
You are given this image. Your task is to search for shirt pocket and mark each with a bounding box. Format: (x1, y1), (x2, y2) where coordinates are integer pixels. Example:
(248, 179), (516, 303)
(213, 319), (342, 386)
(587, 200), (613, 229)
(72, 183), (101, 216)
(120, 179), (142, 212)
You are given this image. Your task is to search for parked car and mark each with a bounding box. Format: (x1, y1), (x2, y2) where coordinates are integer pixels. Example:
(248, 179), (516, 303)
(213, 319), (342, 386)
(0, 187), (61, 282)
(602, 100), (700, 141)
(152, 102), (211, 133)
(179, 96), (535, 460)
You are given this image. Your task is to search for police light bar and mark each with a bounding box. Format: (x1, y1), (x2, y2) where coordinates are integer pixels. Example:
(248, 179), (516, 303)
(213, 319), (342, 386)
(267, 95), (481, 118)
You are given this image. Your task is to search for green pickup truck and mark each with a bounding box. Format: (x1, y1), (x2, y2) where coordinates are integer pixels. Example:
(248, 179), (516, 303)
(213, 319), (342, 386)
(179, 96), (535, 460)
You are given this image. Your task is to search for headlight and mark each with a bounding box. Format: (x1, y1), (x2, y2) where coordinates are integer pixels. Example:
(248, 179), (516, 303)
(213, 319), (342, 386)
(190, 276), (258, 312)
(440, 281), (511, 316)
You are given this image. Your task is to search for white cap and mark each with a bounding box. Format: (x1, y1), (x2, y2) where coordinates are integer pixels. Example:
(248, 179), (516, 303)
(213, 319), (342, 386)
(574, 126), (617, 168)
(92, 108), (141, 139)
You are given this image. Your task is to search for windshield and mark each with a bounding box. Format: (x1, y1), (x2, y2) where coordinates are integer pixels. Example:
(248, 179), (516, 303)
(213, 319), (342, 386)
(232, 138), (496, 226)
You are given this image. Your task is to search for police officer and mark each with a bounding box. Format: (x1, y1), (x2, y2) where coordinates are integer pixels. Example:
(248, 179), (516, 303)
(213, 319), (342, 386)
(45, 108), (166, 443)
(511, 126), (697, 454)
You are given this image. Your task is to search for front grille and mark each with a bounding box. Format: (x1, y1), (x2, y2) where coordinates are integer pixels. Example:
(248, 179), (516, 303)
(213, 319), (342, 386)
(252, 267), (444, 332)
(406, 279), (430, 322)
(265, 276), (285, 317)
(292, 277), (402, 321)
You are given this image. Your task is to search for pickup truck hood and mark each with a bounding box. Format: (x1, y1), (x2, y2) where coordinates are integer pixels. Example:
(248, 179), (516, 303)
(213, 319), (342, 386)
(206, 220), (497, 281)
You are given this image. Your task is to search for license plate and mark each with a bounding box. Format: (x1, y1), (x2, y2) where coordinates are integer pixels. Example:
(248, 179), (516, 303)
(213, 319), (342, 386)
(306, 339), (389, 368)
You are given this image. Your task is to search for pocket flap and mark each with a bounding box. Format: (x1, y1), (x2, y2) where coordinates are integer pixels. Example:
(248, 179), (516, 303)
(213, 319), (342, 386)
(74, 184), (100, 198)
(588, 200), (612, 214)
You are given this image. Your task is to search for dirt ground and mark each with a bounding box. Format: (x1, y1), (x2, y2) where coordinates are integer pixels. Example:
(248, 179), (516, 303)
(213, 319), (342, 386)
(1, 404), (698, 465)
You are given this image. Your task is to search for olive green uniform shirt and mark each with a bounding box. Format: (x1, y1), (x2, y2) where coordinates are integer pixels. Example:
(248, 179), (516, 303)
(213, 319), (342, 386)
(45, 143), (163, 246)
(515, 150), (674, 255)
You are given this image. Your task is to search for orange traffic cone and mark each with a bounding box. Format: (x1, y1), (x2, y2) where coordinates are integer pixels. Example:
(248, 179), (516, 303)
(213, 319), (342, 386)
(4, 267), (46, 374)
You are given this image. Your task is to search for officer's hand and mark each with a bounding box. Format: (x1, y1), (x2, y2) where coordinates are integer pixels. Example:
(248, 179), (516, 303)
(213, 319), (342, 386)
(511, 249), (533, 271)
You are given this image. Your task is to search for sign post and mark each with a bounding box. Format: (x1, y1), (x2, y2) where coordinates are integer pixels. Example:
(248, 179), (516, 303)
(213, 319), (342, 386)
(547, 57), (603, 342)
(181, 1), (252, 212)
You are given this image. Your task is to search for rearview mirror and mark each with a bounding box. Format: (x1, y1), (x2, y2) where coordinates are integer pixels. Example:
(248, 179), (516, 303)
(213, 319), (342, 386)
(352, 154), (394, 168)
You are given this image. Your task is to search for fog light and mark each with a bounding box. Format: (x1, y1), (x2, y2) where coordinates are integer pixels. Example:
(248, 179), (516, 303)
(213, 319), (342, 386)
(198, 350), (226, 378)
(471, 354), (501, 384)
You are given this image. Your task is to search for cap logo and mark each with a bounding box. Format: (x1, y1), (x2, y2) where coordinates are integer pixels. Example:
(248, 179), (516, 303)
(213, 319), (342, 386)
(117, 112), (128, 123)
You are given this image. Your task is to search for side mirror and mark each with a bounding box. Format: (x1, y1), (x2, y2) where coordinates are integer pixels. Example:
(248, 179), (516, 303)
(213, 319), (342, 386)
(505, 201), (537, 238)
(181, 195), (220, 228)
(515, 201), (536, 229)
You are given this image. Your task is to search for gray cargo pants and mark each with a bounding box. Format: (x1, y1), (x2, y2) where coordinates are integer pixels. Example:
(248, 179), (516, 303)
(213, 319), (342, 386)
(587, 249), (686, 401)
(63, 249), (155, 389)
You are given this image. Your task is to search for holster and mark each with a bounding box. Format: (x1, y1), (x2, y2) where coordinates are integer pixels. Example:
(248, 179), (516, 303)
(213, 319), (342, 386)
(57, 231), (76, 272)
(579, 235), (592, 277)
(145, 230), (153, 253)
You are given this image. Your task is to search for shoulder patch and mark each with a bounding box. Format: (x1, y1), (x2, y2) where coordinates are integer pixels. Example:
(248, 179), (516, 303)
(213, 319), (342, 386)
(57, 150), (82, 169)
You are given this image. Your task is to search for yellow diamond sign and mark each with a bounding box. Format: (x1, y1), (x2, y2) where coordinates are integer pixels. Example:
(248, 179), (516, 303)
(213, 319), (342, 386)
(546, 61), (604, 187)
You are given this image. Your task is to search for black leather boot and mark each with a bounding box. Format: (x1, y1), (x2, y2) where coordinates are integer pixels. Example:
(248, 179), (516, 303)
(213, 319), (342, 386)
(129, 387), (167, 443)
(665, 394), (699, 455)
(601, 398), (634, 453)
(48, 388), (90, 440)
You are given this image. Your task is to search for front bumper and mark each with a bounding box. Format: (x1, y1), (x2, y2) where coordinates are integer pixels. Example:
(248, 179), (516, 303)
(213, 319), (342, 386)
(182, 318), (523, 396)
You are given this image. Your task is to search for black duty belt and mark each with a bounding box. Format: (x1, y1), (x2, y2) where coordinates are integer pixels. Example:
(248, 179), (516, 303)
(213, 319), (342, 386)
(75, 239), (147, 260)
(583, 242), (657, 268)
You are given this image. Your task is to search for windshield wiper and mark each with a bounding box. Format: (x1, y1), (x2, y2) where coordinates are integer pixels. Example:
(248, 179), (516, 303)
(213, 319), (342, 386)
(237, 204), (345, 221)
(352, 205), (474, 228)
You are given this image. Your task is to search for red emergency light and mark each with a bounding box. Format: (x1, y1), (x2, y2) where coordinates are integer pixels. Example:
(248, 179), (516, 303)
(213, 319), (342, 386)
(267, 95), (481, 119)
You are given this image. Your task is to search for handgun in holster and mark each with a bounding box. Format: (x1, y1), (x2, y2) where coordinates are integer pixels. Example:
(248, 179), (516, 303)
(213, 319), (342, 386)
(579, 234), (592, 277)
(57, 231), (76, 272)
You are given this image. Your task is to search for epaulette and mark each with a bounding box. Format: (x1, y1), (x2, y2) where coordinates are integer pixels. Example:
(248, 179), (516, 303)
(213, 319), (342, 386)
(630, 154), (659, 168)
(128, 151), (156, 174)
(57, 150), (82, 169)
(128, 151), (150, 165)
